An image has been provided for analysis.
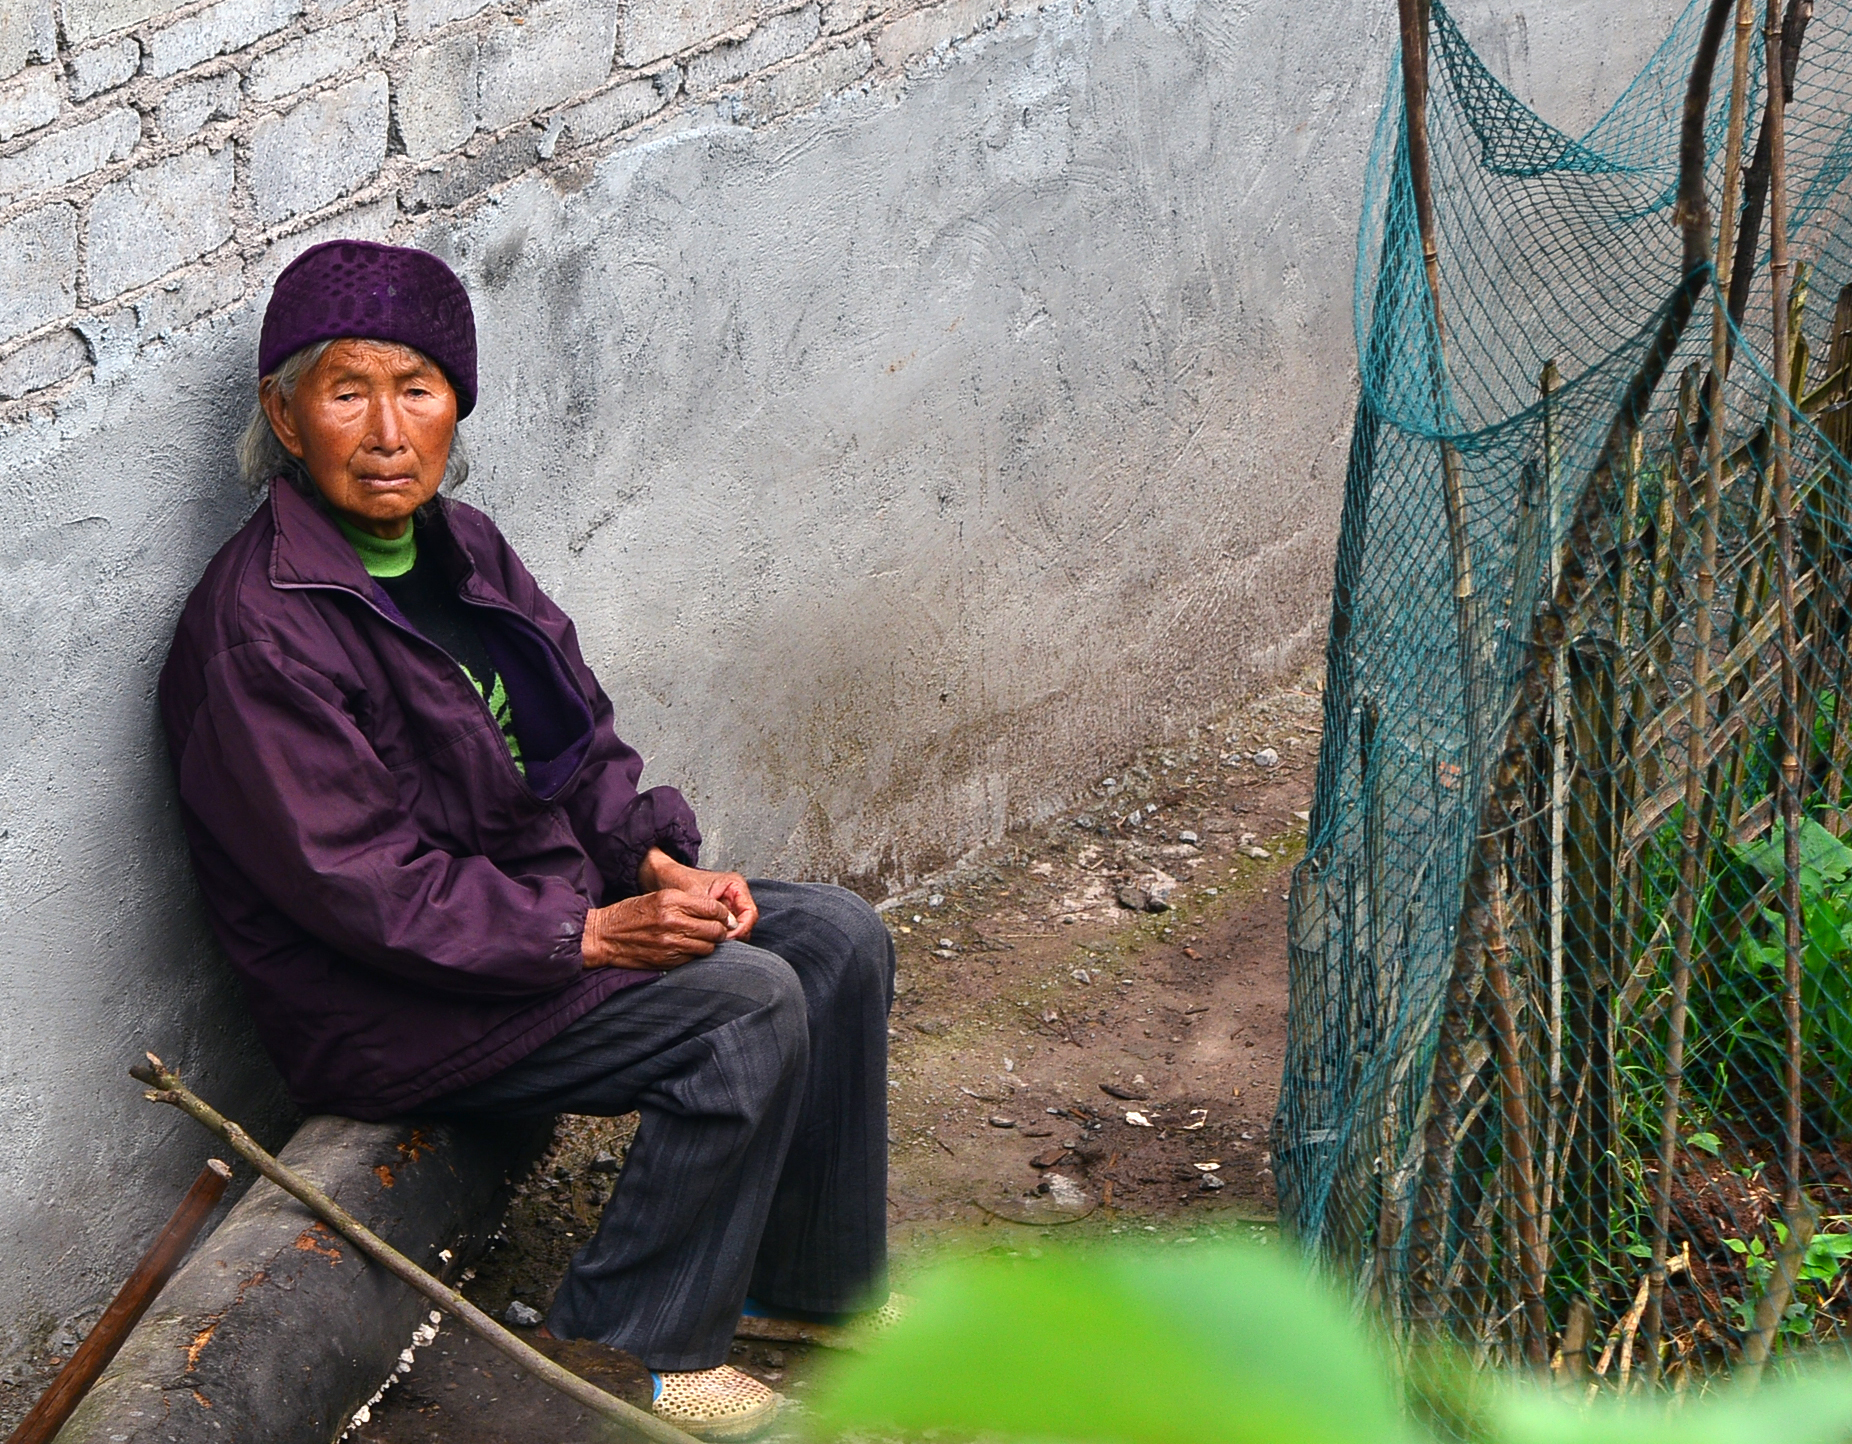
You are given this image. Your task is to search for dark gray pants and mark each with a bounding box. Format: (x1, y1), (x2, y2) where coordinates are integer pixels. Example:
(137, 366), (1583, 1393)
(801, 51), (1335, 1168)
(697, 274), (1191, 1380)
(432, 880), (894, 1370)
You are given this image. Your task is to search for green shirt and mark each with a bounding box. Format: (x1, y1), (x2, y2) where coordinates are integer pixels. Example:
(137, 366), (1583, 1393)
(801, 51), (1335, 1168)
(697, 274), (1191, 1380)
(337, 517), (526, 776)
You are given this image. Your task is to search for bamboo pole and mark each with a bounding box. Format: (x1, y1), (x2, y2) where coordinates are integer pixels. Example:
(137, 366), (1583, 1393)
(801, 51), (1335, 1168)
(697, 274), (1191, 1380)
(1542, 359), (1568, 1247)
(1642, 0), (1757, 1384)
(1741, 1210), (1817, 1383)
(6, 1161), (231, 1444)
(1763, 0), (1808, 1284)
(1395, 0), (1487, 784)
(128, 1055), (700, 1444)
(1483, 877), (1549, 1367)
(1724, 0), (1813, 338)
(1404, 0), (1735, 1332)
(1820, 286), (1852, 819)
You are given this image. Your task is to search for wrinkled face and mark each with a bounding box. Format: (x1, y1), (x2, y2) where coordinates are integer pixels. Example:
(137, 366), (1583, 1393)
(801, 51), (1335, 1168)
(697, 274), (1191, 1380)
(261, 338), (457, 539)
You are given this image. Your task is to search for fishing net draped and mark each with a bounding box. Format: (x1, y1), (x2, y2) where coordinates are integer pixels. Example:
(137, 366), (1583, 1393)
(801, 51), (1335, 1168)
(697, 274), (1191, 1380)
(1278, 0), (1852, 1380)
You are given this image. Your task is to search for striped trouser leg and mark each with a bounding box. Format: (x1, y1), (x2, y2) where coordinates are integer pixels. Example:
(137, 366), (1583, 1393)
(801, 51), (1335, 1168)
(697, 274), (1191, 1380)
(428, 878), (893, 1370)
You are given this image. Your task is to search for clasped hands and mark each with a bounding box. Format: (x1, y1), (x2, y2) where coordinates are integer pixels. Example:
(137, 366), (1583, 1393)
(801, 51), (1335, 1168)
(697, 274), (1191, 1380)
(581, 846), (757, 971)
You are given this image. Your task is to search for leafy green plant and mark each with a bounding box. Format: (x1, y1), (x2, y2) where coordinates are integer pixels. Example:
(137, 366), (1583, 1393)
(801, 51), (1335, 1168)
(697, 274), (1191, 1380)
(1720, 818), (1852, 1135)
(1723, 1224), (1852, 1340)
(815, 1242), (1414, 1444)
(814, 1240), (1852, 1444)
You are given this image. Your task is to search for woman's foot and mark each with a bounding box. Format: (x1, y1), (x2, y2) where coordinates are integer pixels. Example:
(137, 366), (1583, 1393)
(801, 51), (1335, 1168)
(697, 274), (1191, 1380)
(651, 1365), (782, 1441)
(853, 1291), (913, 1336)
(735, 1292), (914, 1350)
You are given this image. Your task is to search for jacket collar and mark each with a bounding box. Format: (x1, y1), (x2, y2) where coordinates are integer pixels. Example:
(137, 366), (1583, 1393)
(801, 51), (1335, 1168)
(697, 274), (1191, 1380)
(267, 478), (380, 594)
(266, 479), (496, 606)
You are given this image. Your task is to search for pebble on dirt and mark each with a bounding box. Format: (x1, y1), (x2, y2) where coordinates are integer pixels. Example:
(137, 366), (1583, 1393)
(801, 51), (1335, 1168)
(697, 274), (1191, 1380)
(504, 1301), (543, 1328)
(1253, 747), (1280, 768)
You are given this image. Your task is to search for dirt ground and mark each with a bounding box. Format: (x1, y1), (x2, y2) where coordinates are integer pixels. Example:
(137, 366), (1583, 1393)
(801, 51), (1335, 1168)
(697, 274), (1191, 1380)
(0, 674), (1320, 1441)
(351, 672), (1320, 1441)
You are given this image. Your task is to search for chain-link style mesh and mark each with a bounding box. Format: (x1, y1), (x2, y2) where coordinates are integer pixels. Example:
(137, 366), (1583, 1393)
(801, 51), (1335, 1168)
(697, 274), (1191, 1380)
(1278, 0), (1852, 1384)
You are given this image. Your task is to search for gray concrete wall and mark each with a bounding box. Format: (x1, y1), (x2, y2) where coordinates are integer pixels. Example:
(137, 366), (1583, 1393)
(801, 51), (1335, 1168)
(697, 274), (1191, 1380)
(0, 0), (1670, 1377)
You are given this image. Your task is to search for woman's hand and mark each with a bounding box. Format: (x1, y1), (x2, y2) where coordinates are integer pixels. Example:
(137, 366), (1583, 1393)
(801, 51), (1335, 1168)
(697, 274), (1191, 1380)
(635, 848), (758, 941)
(579, 849), (761, 970)
(581, 888), (734, 971)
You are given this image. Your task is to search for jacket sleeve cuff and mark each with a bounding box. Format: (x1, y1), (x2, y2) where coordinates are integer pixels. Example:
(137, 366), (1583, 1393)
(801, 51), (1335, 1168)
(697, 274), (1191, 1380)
(552, 901), (590, 975)
(609, 786), (702, 897)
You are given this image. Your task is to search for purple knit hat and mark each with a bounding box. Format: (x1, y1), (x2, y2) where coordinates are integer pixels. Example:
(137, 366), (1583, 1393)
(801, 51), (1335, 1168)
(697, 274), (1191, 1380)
(259, 240), (478, 417)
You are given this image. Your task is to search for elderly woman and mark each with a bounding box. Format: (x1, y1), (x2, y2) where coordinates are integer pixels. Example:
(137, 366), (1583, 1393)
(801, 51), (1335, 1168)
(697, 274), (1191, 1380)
(157, 240), (896, 1440)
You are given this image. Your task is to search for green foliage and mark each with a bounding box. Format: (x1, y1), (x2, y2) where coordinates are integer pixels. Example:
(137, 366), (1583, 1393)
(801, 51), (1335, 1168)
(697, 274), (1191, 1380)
(815, 1241), (1852, 1444)
(1667, 816), (1852, 1140)
(1732, 816), (1852, 898)
(813, 1242), (1414, 1444)
(1494, 1370), (1852, 1444)
(1721, 1223), (1852, 1340)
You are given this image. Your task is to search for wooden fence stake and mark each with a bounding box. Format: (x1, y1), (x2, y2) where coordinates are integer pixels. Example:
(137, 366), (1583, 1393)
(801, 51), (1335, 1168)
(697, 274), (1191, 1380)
(7, 1159), (231, 1444)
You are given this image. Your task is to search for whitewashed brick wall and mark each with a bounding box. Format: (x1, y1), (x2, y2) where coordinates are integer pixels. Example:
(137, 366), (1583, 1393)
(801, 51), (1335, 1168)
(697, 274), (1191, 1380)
(0, 0), (1009, 406)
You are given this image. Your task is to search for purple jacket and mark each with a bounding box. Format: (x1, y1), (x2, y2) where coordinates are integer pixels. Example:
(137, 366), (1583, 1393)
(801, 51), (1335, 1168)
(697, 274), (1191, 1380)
(159, 481), (701, 1119)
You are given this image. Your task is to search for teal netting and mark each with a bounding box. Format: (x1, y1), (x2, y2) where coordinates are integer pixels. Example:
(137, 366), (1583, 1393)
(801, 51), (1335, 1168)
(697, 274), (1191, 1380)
(1280, 0), (1852, 1381)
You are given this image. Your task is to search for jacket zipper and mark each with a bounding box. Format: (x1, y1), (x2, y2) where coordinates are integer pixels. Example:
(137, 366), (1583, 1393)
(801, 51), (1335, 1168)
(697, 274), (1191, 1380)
(277, 578), (588, 802)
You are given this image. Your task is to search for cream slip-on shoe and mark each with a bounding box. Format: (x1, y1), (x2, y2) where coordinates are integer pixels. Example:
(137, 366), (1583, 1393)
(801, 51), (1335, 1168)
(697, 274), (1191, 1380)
(651, 1364), (782, 1441)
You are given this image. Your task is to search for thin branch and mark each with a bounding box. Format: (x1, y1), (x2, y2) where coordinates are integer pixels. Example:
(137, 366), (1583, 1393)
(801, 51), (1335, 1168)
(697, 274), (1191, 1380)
(128, 1054), (698, 1444)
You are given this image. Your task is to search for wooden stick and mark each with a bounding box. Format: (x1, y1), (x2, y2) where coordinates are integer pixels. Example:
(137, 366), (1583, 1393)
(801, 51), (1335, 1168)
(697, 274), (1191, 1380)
(732, 1315), (857, 1351)
(1405, 0), (1735, 1332)
(1644, 0), (1758, 1383)
(1482, 879), (1548, 1368)
(1741, 1206), (1817, 1383)
(1394, 0), (1487, 783)
(1553, 1296), (1592, 1386)
(6, 1160), (231, 1444)
(1763, 0), (1809, 1267)
(128, 1054), (698, 1444)
(1542, 362), (1568, 1242)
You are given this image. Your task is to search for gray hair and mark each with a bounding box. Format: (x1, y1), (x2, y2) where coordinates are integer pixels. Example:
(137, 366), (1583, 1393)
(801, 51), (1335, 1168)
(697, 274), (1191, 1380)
(237, 339), (470, 493)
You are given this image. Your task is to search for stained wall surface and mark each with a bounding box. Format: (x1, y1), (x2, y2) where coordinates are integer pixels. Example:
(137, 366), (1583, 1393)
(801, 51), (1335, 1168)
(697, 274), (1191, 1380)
(0, 0), (1668, 1368)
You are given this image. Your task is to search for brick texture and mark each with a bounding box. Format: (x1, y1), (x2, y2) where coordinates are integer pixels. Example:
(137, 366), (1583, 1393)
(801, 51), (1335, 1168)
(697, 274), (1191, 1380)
(0, 327), (85, 397)
(67, 36), (140, 98)
(621, 0), (762, 68)
(158, 70), (241, 136)
(559, 70), (672, 145)
(248, 7), (394, 102)
(0, 203), (76, 341)
(248, 69), (387, 222)
(0, 0), (1009, 405)
(0, 0), (55, 78)
(477, 0), (616, 130)
(875, 0), (1001, 66)
(0, 63), (57, 139)
(85, 145), (234, 298)
(146, 0), (301, 76)
(59, 0), (168, 46)
(0, 105), (137, 199)
(395, 31), (477, 159)
(685, 4), (817, 96)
